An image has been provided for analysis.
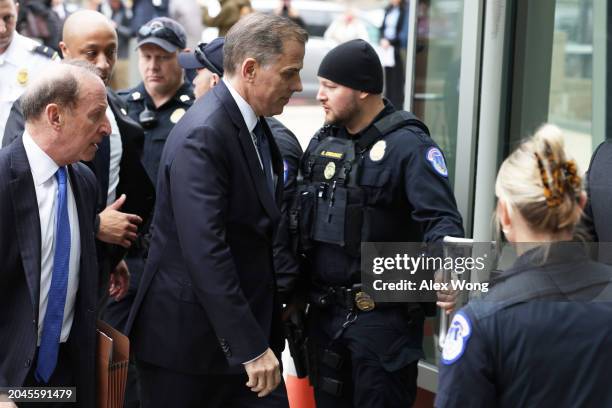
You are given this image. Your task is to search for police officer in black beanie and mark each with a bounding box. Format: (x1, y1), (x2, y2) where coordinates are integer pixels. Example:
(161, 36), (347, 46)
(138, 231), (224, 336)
(289, 39), (464, 407)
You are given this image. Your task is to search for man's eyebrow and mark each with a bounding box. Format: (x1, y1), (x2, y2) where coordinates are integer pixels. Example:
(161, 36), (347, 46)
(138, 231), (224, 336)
(88, 106), (106, 120)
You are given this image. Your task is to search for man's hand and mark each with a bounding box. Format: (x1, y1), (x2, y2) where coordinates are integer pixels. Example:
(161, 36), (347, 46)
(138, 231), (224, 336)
(0, 393), (17, 408)
(97, 194), (142, 248)
(436, 289), (458, 315)
(435, 269), (458, 315)
(109, 259), (130, 301)
(244, 348), (281, 397)
(380, 38), (391, 49)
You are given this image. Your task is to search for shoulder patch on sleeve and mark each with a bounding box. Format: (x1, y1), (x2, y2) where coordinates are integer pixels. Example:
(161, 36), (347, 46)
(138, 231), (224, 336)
(426, 147), (448, 177)
(441, 310), (472, 365)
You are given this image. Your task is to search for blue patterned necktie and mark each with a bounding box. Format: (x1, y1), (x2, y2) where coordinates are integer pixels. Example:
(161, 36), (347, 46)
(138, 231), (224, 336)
(253, 120), (274, 196)
(35, 166), (71, 383)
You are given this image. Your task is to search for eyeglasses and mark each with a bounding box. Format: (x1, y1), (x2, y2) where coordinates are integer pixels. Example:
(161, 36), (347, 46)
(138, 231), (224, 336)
(194, 44), (223, 76)
(138, 22), (183, 48)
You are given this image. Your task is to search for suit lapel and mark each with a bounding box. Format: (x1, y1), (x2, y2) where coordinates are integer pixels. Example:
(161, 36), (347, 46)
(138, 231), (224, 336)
(68, 165), (97, 303)
(215, 83), (280, 222)
(9, 138), (42, 321)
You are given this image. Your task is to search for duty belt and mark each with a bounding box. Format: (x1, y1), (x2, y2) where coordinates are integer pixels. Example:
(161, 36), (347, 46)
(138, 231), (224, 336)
(310, 283), (376, 312)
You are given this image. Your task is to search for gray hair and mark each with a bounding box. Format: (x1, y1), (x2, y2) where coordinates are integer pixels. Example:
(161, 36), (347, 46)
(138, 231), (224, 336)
(21, 60), (101, 122)
(223, 12), (308, 76)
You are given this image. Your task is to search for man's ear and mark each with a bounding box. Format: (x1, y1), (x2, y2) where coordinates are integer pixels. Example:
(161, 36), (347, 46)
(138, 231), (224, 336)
(211, 73), (219, 86)
(59, 41), (70, 58)
(241, 58), (257, 82)
(45, 104), (63, 131)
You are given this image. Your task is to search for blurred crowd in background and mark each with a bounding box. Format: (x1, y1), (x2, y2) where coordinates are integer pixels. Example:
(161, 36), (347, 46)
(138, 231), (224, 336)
(13, 0), (411, 106)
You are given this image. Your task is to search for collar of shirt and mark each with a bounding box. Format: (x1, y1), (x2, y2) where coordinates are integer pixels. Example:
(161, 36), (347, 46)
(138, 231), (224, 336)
(22, 130), (60, 186)
(223, 78), (258, 133)
(134, 81), (194, 110)
(339, 99), (396, 139)
(1, 32), (30, 66)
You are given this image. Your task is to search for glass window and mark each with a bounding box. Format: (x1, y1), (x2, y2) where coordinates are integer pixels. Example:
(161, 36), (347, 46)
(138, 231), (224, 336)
(413, 0), (464, 186)
(547, 0), (598, 173)
(412, 0), (465, 367)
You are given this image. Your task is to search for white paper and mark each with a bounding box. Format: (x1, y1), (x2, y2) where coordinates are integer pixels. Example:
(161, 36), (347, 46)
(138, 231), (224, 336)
(376, 45), (395, 68)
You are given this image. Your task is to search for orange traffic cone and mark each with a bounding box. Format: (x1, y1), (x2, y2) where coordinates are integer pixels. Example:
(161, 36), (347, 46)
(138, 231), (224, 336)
(282, 345), (316, 408)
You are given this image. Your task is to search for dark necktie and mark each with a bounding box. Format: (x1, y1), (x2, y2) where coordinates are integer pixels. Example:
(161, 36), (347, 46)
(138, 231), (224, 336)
(35, 166), (71, 383)
(253, 120), (274, 196)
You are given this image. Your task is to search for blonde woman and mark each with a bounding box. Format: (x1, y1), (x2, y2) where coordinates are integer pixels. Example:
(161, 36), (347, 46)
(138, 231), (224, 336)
(436, 124), (612, 407)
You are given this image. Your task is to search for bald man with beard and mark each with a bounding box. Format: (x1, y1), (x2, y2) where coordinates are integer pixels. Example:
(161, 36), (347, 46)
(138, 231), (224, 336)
(2, 10), (156, 305)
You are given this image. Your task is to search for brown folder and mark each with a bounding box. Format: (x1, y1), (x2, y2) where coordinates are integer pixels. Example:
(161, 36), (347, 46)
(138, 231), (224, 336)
(96, 320), (129, 408)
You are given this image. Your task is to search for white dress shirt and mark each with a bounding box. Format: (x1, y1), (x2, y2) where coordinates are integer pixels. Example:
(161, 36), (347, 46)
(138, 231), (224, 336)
(0, 33), (56, 144)
(106, 107), (123, 205)
(383, 6), (401, 41)
(23, 131), (81, 346)
(223, 78), (265, 169)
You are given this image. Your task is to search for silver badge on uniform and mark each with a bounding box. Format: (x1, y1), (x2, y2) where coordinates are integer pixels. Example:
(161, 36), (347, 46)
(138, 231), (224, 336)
(170, 108), (186, 124)
(369, 140), (386, 162)
(324, 161), (336, 180)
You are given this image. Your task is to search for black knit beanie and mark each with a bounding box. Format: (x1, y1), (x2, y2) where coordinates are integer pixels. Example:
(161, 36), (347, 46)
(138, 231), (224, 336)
(317, 39), (384, 94)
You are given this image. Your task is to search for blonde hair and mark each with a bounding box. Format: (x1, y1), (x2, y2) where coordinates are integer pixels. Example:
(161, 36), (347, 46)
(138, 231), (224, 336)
(495, 124), (583, 234)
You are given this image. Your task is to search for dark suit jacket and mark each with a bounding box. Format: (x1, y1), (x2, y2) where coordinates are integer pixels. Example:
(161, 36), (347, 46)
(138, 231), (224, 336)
(583, 141), (612, 263)
(126, 81), (285, 375)
(2, 90), (156, 271)
(0, 137), (100, 406)
(265, 117), (303, 301)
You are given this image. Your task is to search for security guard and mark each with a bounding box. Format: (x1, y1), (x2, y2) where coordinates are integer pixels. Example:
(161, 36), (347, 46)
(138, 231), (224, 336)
(0, 0), (58, 143)
(178, 38), (303, 294)
(437, 126), (612, 407)
(294, 39), (464, 407)
(118, 17), (194, 184)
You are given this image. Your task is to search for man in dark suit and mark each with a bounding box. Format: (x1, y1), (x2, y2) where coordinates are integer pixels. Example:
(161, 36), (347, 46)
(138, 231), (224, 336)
(126, 13), (307, 407)
(0, 62), (109, 407)
(178, 37), (303, 299)
(2, 10), (156, 300)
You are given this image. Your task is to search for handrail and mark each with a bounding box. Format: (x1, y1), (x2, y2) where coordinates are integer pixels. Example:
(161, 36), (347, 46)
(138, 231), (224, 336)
(438, 236), (476, 350)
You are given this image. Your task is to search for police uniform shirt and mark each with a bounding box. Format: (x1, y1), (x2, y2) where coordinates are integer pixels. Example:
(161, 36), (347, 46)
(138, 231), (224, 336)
(0, 32), (58, 142)
(436, 244), (612, 408)
(119, 81), (194, 183)
(306, 102), (464, 285)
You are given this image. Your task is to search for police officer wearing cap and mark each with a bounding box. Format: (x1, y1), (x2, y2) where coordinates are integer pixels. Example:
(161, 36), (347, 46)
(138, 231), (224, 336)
(118, 17), (194, 185)
(436, 125), (612, 407)
(293, 39), (464, 407)
(0, 0), (58, 143)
